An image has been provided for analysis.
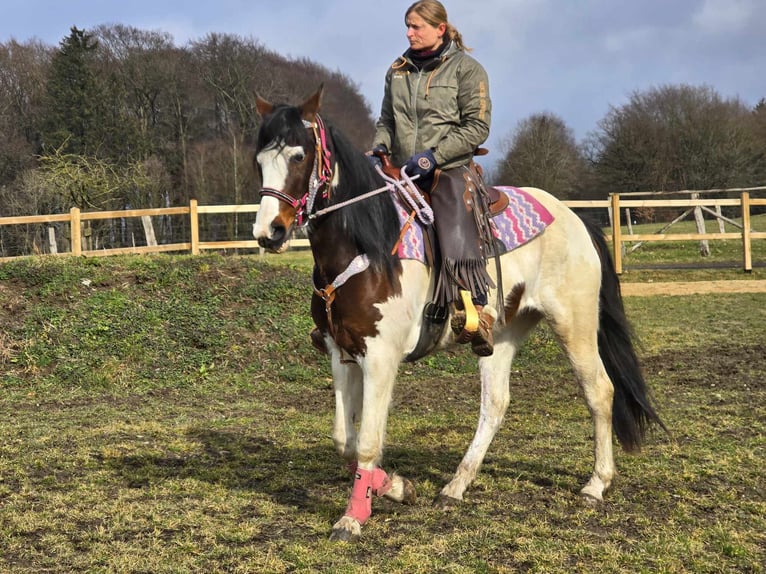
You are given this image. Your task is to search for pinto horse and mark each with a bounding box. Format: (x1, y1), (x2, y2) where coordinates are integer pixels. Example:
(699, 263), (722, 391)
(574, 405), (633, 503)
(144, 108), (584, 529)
(252, 87), (665, 542)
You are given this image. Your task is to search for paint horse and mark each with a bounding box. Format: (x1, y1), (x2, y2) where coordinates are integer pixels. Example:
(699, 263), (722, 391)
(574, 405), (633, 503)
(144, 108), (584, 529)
(252, 88), (665, 542)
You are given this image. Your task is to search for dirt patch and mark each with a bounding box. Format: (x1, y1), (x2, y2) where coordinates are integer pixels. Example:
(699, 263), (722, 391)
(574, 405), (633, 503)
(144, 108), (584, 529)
(621, 280), (766, 296)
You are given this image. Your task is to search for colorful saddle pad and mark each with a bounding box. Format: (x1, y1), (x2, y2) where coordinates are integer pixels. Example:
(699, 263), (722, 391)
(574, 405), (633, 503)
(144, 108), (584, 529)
(395, 186), (555, 262)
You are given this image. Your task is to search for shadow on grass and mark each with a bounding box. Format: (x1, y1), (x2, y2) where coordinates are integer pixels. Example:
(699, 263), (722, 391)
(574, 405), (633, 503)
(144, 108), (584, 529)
(101, 425), (594, 512)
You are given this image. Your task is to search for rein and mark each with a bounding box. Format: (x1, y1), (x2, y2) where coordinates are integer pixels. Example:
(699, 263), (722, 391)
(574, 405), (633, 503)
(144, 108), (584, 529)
(310, 167), (432, 226)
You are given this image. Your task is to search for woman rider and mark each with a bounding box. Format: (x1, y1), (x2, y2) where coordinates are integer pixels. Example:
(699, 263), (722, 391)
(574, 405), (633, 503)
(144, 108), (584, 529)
(370, 0), (497, 356)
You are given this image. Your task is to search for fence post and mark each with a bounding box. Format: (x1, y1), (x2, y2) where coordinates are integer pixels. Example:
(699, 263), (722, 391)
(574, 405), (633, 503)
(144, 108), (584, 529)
(70, 207), (81, 256)
(611, 193), (622, 274)
(741, 192), (752, 273)
(190, 199), (200, 255)
(47, 226), (57, 254)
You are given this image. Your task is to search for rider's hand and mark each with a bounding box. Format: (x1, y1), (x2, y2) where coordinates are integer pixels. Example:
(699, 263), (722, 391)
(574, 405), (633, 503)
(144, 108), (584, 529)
(366, 144), (388, 169)
(404, 149), (436, 180)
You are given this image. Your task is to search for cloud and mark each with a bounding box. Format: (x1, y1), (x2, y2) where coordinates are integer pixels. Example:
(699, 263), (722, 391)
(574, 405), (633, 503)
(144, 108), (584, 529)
(692, 0), (756, 33)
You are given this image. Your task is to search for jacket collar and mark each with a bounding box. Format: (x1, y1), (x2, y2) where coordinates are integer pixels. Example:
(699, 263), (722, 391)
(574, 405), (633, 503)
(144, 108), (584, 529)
(397, 40), (459, 72)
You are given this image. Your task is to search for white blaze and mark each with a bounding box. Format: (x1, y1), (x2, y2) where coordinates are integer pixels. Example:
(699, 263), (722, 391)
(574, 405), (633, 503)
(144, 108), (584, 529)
(252, 143), (303, 240)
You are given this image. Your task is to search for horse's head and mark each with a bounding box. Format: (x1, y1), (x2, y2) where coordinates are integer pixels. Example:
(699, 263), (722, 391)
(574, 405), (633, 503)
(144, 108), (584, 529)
(252, 86), (325, 253)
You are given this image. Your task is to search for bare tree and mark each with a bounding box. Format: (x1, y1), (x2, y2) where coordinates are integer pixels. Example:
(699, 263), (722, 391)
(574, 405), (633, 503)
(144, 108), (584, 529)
(0, 39), (51, 187)
(589, 84), (763, 194)
(495, 113), (590, 199)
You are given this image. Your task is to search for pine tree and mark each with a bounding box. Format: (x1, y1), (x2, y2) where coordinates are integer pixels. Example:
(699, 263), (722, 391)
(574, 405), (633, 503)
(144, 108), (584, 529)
(40, 27), (102, 156)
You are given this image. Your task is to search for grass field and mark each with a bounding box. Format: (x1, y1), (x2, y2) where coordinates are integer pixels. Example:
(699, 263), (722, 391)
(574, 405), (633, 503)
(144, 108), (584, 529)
(0, 254), (764, 573)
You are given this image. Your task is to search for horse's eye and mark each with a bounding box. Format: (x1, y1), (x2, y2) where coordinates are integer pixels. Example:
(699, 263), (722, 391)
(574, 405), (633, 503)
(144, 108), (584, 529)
(291, 152), (306, 164)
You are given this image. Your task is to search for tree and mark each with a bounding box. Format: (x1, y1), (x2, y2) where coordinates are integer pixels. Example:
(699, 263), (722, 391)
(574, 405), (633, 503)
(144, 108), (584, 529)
(588, 84), (764, 194)
(3, 24), (377, 240)
(752, 98), (766, 172)
(0, 39), (51, 186)
(39, 27), (105, 156)
(495, 113), (590, 199)
(188, 33), (267, 208)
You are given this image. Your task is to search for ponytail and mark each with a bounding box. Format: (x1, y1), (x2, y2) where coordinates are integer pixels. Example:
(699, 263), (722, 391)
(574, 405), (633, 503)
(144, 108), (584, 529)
(446, 22), (471, 52)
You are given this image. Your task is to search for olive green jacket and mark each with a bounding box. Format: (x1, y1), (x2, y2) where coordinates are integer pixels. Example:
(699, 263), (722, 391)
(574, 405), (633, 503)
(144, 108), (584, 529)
(373, 41), (491, 170)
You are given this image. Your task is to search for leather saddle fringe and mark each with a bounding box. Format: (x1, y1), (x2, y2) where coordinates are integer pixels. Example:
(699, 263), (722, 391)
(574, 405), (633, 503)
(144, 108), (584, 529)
(430, 164), (501, 311)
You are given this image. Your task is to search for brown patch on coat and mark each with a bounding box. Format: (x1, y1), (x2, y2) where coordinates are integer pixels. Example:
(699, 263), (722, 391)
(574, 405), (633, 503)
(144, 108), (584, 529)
(311, 235), (403, 358)
(504, 282), (526, 323)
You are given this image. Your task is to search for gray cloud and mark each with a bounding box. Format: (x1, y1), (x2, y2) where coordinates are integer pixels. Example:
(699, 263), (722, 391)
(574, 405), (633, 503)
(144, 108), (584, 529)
(2, 0), (764, 165)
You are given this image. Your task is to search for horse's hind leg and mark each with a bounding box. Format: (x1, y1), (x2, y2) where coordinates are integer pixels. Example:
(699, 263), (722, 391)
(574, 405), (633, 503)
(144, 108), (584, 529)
(437, 313), (540, 508)
(550, 309), (615, 502)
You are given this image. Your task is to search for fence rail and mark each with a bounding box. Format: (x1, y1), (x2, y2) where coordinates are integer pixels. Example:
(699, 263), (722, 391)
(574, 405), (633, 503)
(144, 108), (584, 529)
(1, 193), (764, 273)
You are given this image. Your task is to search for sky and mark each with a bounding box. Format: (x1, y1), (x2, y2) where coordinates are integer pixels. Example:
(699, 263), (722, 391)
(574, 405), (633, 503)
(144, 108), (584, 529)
(2, 0), (765, 167)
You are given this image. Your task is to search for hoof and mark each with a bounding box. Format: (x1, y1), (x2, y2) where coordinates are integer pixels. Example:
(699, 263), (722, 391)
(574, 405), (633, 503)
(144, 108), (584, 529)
(329, 527), (360, 543)
(433, 493), (462, 511)
(579, 492), (603, 508)
(579, 479), (607, 507)
(400, 477), (417, 505)
(329, 516), (362, 542)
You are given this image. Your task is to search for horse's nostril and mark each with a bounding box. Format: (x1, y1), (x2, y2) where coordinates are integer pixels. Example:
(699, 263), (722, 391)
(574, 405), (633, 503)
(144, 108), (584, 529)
(271, 225), (286, 243)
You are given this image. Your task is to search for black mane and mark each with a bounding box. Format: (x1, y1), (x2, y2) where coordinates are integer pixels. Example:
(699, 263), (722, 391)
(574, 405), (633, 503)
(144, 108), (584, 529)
(325, 123), (401, 278)
(256, 104), (313, 153)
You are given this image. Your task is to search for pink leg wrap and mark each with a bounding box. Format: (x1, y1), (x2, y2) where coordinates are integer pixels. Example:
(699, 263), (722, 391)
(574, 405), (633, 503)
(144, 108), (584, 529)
(343, 466), (392, 524)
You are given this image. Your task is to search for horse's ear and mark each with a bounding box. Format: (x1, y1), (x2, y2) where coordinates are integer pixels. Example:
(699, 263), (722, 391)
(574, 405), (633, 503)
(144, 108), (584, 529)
(255, 94), (273, 117)
(300, 84), (324, 124)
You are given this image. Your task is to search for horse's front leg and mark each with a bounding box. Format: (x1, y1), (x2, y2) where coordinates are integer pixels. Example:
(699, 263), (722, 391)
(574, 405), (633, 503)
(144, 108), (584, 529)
(330, 353), (363, 465)
(330, 353), (415, 542)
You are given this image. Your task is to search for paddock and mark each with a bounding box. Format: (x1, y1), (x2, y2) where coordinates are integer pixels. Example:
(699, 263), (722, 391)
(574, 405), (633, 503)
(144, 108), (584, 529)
(0, 255), (763, 572)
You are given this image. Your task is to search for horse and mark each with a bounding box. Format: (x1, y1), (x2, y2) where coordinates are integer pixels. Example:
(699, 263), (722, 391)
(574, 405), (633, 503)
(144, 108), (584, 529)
(252, 87), (666, 542)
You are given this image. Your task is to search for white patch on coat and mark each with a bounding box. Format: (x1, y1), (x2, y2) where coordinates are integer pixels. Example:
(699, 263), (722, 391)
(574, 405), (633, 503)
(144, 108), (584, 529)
(363, 260), (432, 363)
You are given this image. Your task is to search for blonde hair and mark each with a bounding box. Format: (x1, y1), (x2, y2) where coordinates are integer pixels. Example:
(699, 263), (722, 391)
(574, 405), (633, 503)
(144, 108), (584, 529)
(405, 0), (471, 52)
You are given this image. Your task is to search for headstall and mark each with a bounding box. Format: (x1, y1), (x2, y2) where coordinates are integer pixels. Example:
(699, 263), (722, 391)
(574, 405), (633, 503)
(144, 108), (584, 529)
(258, 114), (334, 227)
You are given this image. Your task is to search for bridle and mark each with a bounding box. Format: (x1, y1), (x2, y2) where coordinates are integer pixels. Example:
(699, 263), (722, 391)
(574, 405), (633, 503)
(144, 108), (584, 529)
(258, 114), (334, 227)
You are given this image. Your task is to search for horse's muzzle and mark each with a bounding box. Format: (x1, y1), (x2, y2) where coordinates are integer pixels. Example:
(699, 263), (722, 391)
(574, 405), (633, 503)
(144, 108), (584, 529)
(256, 223), (290, 253)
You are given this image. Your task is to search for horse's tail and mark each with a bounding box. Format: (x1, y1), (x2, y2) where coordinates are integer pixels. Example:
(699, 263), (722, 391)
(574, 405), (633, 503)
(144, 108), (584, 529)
(581, 217), (668, 452)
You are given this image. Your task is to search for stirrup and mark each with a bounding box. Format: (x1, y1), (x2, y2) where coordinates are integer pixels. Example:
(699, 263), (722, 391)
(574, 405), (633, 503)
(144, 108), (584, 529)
(451, 292), (496, 356)
(451, 290), (480, 343)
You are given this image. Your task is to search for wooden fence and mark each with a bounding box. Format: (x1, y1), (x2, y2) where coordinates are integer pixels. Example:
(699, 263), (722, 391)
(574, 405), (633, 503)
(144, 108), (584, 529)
(1, 191), (764, 273)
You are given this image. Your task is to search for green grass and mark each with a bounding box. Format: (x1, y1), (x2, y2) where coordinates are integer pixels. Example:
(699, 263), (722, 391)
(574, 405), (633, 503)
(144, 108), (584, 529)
(0, 254), (764, 573)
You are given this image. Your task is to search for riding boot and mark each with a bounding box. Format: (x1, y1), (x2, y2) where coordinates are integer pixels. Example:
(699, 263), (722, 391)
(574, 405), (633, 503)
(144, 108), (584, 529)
(470, 306), (496, 357)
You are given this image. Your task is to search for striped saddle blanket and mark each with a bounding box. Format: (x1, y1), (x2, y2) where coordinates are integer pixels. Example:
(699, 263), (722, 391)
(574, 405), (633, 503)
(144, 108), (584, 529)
(395, 186), (555, 262)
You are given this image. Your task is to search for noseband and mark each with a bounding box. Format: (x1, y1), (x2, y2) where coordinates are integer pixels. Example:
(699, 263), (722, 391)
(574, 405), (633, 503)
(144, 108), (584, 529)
(258, 115), (334, 227)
